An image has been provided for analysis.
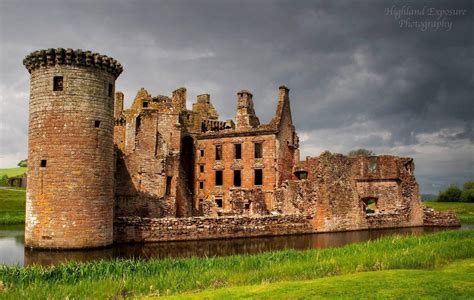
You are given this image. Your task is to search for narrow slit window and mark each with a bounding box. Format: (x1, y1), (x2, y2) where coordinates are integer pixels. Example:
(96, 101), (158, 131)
(215, 170), (223, 186)
(165, 176), (172, 195)
(40, 160), (47, 168)
(215, 145), (222, 160)
(254, 169), (263, 185)
(53, 76), (63, 91)
(200, 149), (205, 157)
(94, 120), (101, 128)
(200, 165), (204, 173)
(234, 170), (241, 187)
(108, 83), (113, 97)
(215, 198), (223, 208)
(199, 181), (204, 189)
(234, 144), (242, 159)
(254, 143), (262, 159)
(143, 102), (148, 108)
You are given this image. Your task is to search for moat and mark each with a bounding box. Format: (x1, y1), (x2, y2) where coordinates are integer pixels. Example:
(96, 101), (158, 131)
(1, 224), (470, 267)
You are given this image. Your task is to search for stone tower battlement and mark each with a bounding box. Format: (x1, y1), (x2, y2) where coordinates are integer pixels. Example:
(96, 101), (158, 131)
(23, 48), (123, 78)
(24, 48), (122, 249)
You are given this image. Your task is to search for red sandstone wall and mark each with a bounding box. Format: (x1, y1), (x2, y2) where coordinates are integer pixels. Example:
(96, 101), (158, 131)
(26, 64), (117, 249)
(195, 134), (277, 213)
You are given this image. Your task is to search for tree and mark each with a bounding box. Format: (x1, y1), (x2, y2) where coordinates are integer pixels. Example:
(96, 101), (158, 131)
(17, 159), (27, 168)
(461, 181), (474, 202)
(437, 184), (462, 202)
(347, 149), (375, 157)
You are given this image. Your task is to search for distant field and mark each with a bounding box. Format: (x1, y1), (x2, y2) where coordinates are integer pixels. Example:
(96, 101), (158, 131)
(0, 167), (27, 177)
(0, 188), (26, 224)
(424, 202), (474, 223)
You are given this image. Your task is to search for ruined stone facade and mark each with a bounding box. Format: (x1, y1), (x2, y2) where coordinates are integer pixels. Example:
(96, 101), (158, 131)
(24, 48), (458, 249)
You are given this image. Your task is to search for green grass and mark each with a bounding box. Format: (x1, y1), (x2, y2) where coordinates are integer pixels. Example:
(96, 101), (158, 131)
(424, 202), (474, 223)
(0, 188), (26, 224)
(0, 168), (26, 178)
(162, 259), (474, 299)
(0, 230), (473, 299)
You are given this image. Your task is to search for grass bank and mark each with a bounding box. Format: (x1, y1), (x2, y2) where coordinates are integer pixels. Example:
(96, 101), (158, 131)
(0, 168), (26, 178)
(1, 230), (473, 299)
(0, 188), (26, 225)
(162, 258), (474, 299)
(424, 202), (474, 223)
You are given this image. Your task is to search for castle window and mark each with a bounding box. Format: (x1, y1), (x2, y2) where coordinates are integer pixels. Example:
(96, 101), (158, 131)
(215, 145), (222, 160)
(215, 170), (223, 186)
(234, 144), (242, 159)
(135, 116), (141, 135)
(200, 165), (204, 173)
(53, 76), (63, 91)
(143, 102), (148, 108)
(199, 181), (204, 189)
(295, 171), (308, 180)
(254, 143), (262, 159)
(200, 149), (205, 157)
(245, 203), (250, 210)
(108, 83), (113, 97)
(165, 176), (172, 195)
(40, 160), (47, 168)
(233, 170), (241, 187)
(215, 198), (223, 208)
(254, 169), (263, 185)
(94, 120), (101, 128)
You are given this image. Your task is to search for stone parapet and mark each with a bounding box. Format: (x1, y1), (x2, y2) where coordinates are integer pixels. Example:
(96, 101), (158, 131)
(23, 48), (123, 78)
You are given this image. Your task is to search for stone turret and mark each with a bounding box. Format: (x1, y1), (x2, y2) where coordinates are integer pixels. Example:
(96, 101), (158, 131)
(235, 90), (260, 130)
(23, 48), (122, 249)
(172, 87), (187, 111)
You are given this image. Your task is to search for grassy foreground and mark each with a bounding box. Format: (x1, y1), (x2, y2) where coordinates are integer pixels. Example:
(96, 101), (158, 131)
(162, 259), (474, 299)
(0, 230), (473, 299)
(424, 202), (474, 223)
(0, 188), (25, 225)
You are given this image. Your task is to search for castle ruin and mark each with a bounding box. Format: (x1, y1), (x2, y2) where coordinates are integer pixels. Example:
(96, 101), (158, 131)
(23, 49), (459, 249)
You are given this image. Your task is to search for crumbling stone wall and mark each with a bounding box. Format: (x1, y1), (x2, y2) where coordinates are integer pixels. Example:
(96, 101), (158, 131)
(114, 215), (315, 243)
(423, 207), (460, 227)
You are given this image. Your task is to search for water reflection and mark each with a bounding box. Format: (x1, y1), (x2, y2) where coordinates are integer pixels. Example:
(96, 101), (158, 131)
(0, 225), (464, 267)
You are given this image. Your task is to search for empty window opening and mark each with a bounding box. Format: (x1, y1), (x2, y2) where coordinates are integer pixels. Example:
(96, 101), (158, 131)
(143, 101), (148, 108)
(165, 176), (172, 195)
(215, 170), (223, 186)
(108, 83), (113, 97)
(244, 203), (250, 210)
(234, 144), (242, 159)
(368, 158), (378, 173)
(215, 145), (222, 160)
(187, 114), (191, 120)
(234, 170), (241, 187)
(200, 165), (204, 173)
(216, 198), (223, 208)
(53, 76), (63, 91)
(40, 160), (47, 168)
(254, 143), (263, 158)
(295, 171), (308, 180)
(362, 197), (378, 214)
(254, 169), (263, 185)
(199, 181), (204, 189)
(94, 120), (101, 128)
(135, 116), (141, 135)
(200, 149), (205, 157)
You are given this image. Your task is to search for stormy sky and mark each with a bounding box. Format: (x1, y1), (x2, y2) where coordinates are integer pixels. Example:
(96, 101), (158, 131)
(0, 0), (472, 194)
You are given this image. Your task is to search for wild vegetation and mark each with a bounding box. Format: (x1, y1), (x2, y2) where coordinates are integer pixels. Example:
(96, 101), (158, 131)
(437, 182), (474, 202)
(0, 230), (473, 299)
(0, 188), (26, 224)
(347, 148), (375, 157)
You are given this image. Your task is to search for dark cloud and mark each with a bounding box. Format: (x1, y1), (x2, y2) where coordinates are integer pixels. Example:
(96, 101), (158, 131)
(0, 0), (472, 194)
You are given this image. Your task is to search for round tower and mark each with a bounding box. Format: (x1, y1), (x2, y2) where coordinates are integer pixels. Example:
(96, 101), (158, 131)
(23, 48), (123, 249)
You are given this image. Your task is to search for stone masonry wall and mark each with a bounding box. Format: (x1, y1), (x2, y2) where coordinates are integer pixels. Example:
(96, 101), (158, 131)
(25, 51), (120, 249)
(114, 215), (315, 243)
